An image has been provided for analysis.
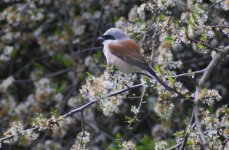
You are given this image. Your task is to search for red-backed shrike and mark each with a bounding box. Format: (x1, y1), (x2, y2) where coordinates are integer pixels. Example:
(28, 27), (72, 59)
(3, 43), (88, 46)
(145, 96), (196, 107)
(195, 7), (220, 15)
(97, 28), (179, 94)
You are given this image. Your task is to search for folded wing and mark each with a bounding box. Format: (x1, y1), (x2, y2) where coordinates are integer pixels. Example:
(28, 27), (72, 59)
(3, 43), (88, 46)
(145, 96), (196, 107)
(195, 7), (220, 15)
(108, 39), (149, 70)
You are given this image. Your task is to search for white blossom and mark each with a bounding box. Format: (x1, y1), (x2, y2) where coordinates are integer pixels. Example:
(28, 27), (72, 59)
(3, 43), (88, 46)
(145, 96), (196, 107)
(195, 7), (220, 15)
(80, 68), (136, 116)
(155, 141), (167, 150)
(121, 141), (136, 150)
(0, 76), (15, 92)
(198, 89), (222, 105)
(71, 131), (90, 150)
(0, 46), (14, 61)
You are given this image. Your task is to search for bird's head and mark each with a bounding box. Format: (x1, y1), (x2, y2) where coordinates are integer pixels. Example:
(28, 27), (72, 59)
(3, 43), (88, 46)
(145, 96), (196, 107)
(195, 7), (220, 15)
(97, 28), (128, 43)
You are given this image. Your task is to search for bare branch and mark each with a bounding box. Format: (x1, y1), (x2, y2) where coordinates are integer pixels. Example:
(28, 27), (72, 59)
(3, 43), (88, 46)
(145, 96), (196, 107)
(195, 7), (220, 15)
(14, 68), (73, 83)
(73, 47), (103, 55)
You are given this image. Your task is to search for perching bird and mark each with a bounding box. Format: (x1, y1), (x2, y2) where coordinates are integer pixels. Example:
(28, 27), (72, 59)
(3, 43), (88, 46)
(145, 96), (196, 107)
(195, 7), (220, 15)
(97, 28), (180, 95)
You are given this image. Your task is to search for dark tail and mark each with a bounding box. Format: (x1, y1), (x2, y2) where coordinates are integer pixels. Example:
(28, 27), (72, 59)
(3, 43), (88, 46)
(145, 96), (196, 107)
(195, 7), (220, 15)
(146, 67), (183, 97)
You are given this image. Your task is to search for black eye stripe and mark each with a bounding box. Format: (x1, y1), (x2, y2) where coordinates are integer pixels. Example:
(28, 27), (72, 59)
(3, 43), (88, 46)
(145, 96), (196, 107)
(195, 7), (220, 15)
(102, 34), (115, 40)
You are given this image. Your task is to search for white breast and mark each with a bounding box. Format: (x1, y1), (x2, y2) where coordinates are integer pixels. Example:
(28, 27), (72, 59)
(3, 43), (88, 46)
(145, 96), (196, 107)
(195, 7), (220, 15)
(102, 40), (141, 73)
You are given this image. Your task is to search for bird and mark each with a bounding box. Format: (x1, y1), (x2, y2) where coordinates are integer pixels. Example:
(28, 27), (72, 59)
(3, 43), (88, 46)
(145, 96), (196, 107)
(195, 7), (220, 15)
(97, 28), (181, 96)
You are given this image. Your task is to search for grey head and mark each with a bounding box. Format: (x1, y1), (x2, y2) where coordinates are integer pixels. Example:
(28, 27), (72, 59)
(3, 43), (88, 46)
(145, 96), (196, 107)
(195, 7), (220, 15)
(97, 28), (128, 42)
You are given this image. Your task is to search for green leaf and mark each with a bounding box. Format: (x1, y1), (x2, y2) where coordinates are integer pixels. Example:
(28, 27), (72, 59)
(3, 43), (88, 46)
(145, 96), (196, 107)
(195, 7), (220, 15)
(165, 35), (173, 42)
(168, 76), (175, 86)
(124, 115), (132, 123)
(52, 54), (72, 67)
(136, 135), (155, 150)
(159, 13), (164, 20)
(54, 82), (66, 93)
(154, 64), (161, 73)
(86, 72), (93, 78)
(63, 59), (72, 67)
(107, 133), (122, 150)
(34, 62), (43, 68)
(37, 113), (43, 119)
(186, 140), (193, 145)
(50, 108), (58, 117)
(197, 43), (205, 49)
(173, 130), (185, 137)
(55, 28), (62, 35)
(201, 33), (207, 41)
(10, 48), (17, 59)
(94, 52), (102, 59)
(167, 139), (177, 148)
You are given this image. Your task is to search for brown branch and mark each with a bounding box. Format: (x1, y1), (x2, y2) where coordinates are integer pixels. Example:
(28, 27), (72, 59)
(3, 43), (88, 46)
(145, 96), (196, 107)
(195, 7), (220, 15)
(167, 108), (195, 150)
(210, 25), (229, 28)
(179, 110), (195, 150)
(168, 45), (229, 150)
(73, 47), (103, 55)
(0, 83), (144, 144)
(199, 46), (229, 87)
(192, 45), (229, 149)
(188, 37), (223, 52)
(207, 0), (225, 12)
(221, 137), (229, 150)
(166, 68), (207, 78)
(14, 68), (73, 83)
(128, 84), (146, 128)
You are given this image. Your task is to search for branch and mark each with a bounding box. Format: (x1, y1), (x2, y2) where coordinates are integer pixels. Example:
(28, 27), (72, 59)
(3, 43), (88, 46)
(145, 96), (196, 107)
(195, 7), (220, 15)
(73, 46), (103, 55)
(188, 37), (223, 52)
(167, 108), (195, 150)
(128, 84), (146, 128)
(179, 110), (195, 150)
(199, 45), (229, 87)
(192, 45), (229, 149)
(207, 0), (225, 12)
(209, 25), (229, 28)
(14, 68), (73, 83)
(0, 83), (144, 144)
(166, 68), (207, 78)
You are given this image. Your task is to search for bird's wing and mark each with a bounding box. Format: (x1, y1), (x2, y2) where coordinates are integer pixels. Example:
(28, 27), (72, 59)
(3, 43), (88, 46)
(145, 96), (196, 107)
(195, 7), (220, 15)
(108, 39), (149, 70)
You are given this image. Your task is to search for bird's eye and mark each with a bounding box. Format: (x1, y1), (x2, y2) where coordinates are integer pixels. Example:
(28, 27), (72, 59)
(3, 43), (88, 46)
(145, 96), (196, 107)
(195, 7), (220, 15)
(102, 35), (115, 40)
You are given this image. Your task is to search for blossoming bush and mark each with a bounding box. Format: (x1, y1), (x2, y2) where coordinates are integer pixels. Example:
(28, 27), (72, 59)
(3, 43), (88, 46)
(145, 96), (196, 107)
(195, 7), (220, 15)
(0, 0), (228, 149)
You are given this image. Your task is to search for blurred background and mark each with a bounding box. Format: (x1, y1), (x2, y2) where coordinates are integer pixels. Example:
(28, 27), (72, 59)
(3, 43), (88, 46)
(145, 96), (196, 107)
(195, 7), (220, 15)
(0, 0), (228, 149)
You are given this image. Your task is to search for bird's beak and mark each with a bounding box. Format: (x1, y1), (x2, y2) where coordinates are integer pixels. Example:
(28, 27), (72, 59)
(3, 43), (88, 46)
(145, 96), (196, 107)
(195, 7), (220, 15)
(97, 36), (105, 42)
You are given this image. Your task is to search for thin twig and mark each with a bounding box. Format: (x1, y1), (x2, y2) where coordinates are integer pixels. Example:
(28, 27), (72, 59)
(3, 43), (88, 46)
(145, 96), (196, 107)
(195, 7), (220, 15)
(188, 37), (223, 52)
(73, 47), (103, 55)
(128, 84), (146, 128)
(209, 25), (229, 28)
(14, 68), (73, 83)
(80, 111), (85, 147)
(207, 0), (225, 12)
(179, 110), (195, 150)
(166, 68), (207, 78)
(167, 108), (195, 150)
